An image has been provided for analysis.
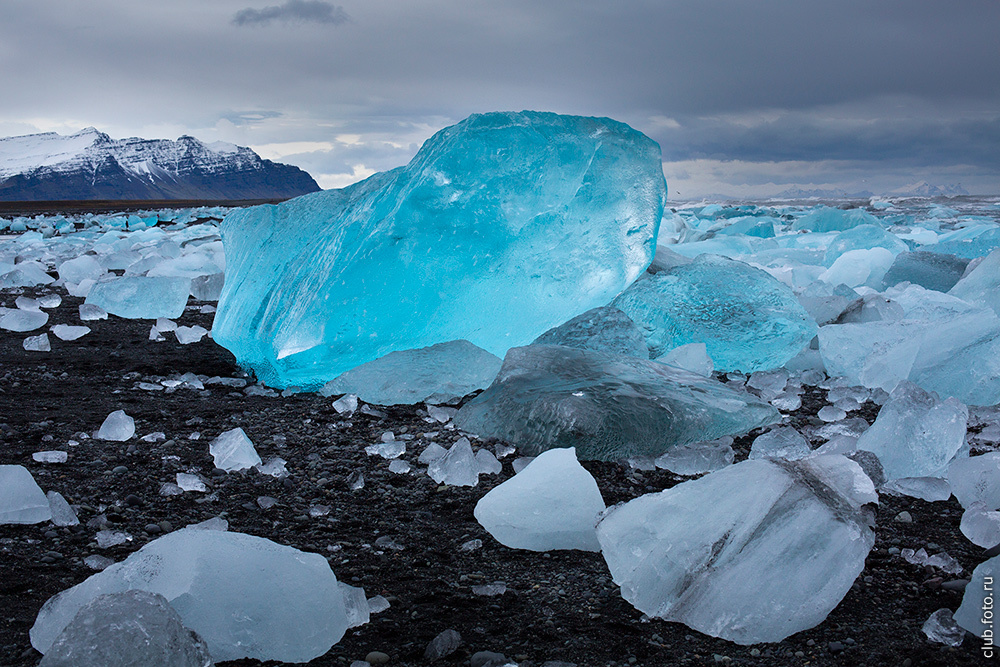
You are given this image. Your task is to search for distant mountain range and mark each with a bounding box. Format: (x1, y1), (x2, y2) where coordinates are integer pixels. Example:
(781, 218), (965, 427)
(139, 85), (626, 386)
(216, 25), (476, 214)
(0, 128), (321, 201)
(774, 182), (969, 200)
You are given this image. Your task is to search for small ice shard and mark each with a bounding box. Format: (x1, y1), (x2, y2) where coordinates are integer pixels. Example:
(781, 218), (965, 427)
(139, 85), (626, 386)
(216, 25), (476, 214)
(901, 548), (963, 575)
(319, 340), (502, 406)
(818, 406), (848, 422)
(955, 554), (999, 636)
(613, 254), (817, 372)
(176, 473), (207, 492)
(50, 325), (90, 341)
(188, 517), (228, 531)
(175, 325), (208, 345)
(38, 294), (61, 308)
(424, 629), (463, 661)
(746, 369), (789, 400)
(309, 505), (331, 517)
(531, 306), (648, 358)
(471, 582), (507, 596)
(255, 457), (288, 478)
(960, 502), (1000, 548)
(214, 111), (666, 389)
(882, 251), (969, 293)
(33, 451), (68, 463)
(78, 304), (107, 321)
(948, 452), (1000, 509)
(332, 394), (358, 414)
(159, 483), (184, 497)
(427, 438), (479, 486)
(418, 442), (448, 464)
(374, 536), (404, 551)
(23, 333), (51, 351)
(596, 455), (877, 645)
(191, 273), (225, 301)
(208, 428), (261, 471)
(30, 529), (349, 663)
(921, 608), (966, 647)
(388, 459), (411, 474)
(339, 583), (370, 629)
(880, 476), (952, 502)
(85, 276), (191, 319)
(347, 471), (364, 490)
(455, 345), (779, 461)
(155, 318), (178, 332)
(475, 448), (502, 475)
(749, 427), (811, 461)
(459, 539), (482, 552)
(37, 590), (214, 667)
(656, 342), (714, 377)
(365, 440), (405, 459)
(2, 309), (48, 331)
(856, 381), (967, 480)
(257, 496), (277, 509)
(95, 530), (133, 548)
(0, 465), (52, 524)
(654, 437), (735, 475)
(83, 555), (114, 571)
(46, 492), (79, 527)
(96, 410), (135, 441)
(366, 595), (390, 614)
(426, 404), (458, 423)
(474, 448), (605, 552)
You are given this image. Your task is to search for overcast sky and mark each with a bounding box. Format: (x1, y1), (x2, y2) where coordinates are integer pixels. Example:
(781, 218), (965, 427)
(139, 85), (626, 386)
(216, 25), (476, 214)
(2, 0), (998, 197)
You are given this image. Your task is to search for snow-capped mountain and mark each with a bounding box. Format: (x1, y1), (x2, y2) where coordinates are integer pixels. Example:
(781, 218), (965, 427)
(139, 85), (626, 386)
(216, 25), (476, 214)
(0, 127), (320, 201)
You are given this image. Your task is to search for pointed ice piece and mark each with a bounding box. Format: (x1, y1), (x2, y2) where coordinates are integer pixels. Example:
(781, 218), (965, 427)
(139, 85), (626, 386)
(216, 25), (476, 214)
(78, 304), (107, 321)
(882, 250), (969, 293)
(427, 438), (479, 486)
(749, 427), (811, 461)
(948, 453), (1000, 509)
(656, 342), (713, 377)
(949, 248), (1000, 315)
(856, 382), (967, 480)
(475, 448), (502, 475)
(50, 325), (90, 341)
(960, 502), (1000, 548)
(46, 492), (79, 527)
(30, 529), (348, 663)
(24, 333), (51, 351)
(37, 590), (214, 667)
(474, 448), (605, 552)
(213, 112), (665, 389)
(1, 309), (48, 331)
(596, 455), (877, 645)
(0, 465), (53, 524)
(613, 254), (816, 372)
(331, 393), (358, 414)
(454, 345), (779, 461)
(208, 428), (261, 471)
(531, 306), (648, 358)
(96, 410), (135, 441)
(921, 608), (966, 647)
(85, 276), (191, 319)
(418, 442), (447, 464)
(654, 437), (735, 475)
(319, 340), (502, 406)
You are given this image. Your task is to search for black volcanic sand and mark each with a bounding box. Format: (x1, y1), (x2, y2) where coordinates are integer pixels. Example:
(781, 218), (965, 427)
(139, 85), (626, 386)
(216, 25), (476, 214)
(0, 285), (991, 667)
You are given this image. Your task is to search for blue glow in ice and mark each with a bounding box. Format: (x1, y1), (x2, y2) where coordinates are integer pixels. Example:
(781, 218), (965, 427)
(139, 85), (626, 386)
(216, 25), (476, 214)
(213, 112), (666, 388)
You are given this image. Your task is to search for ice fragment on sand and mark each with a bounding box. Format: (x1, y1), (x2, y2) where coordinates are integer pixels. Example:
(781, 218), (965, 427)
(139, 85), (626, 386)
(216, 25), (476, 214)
(30, 529), (348, 663)
(366, 595), (390, 614)
(475, 448), (502, 475)
(948, 452), (1000, 509)
(85, 276), (191, 319)
(339, 583), (369, 629)
(596, 455), (877, 645)
(613, 254), (816, 372)
(471, 582), (506, 596)
(33, 450), (67, 463)
(347, 471), (364, 490)
(365, 440), (405, 459)
(46, 492), (79, 527)
(332, 394), (358, 414)
(2, 309), (48, 331)
(175, 326), (208, 345)
(474, 448), (605, 552)
(427, 438), (479, 486)
(955, 554), (1000, 636)
(96, 531), (133, 548)
(191, 273), (225, 301)
(0, 465), (52, 524)
(78, 304), (107, 321)
(96, 410), (135, 442)
(37, 590), (214, 667)
(176, 473), (207, 492)
(654, 437), (735, 475)
(83, 555), (114, 571)
(213, 111), (666, 389)
(656, 342), (714, 377)
(856, 381), (967, 480)
(388, 459), (411, 474)
(901, 548), (962, 575)
(880, 476), (952, 502)
(532, 306), (648, 358)
(921, 608), (966, 647)
(960, 502), (1000, 548)
(426, 404), (458, 423)
(255, 457), (288, 478)
(749, 427), (810, 461)
(319, 340), (501, 406)
(208, 428), (261, 471)
(23, 333), (50, 351)
(160, 483), (184, 497)
(455, 344), (779, 461)
(425, 629), (463, 660)
(51, 325), (90, 341)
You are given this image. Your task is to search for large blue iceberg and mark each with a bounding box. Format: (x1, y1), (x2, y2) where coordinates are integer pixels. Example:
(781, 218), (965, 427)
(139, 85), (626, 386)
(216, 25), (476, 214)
(213, 111), (666, 388)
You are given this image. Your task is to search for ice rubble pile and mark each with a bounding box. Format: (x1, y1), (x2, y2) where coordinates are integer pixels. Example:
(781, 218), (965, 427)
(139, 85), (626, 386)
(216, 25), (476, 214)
(30, 528), (349, 663)
(212, 111), (667, 389)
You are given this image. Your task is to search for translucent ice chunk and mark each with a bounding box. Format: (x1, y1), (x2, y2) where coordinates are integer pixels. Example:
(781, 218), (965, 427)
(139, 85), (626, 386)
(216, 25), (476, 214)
(319, 340), (502, 406)
(474, 448), (605, 552)
(749, 427), (811, 460)
(1, 309), (48, 332)
(949, 248), (1000, 315)
(427, 438), (479, 487)
(30, 529), (348, 663)
(475, 448), (502, 475)
(613, 254), (816, 372)
(882, 250), (969, 293)
(880, 476), (952, 502)
(455, 345), (779, 461)
(176, 473), (207, 492)
(33, 451), (67, 463)
(818, 247), (895, 289)
(656, 342), (713, 377)
(46, 492), (79, 527)
(0, 465), (53, 524)
(339, 583), (369, 629)
(175, 326), (208, 345)
(596, 455), (877, 645)
(37, 590), (214, 667)
(790, 206), (879, 232)
(948, 453), (1000, 509)
(51, 325), (90, 341)
(856, 382), (967, 480)
(955, 554), (999, 636)
(532, 306), (648, 358)
(213, 111), (666, 389)
(208, 428), (261, 471)
(85, 276), (191, 319)
(78, 304), (107, 321)
(960, 502), (1000, 548)
(921, 608), (966, 647)
(823, 224), (907, 266)
(58, 255), (106, 285)
(255, 457), (288, 478)
(654, 437), (735, 475)
(96, 410), (135, 441)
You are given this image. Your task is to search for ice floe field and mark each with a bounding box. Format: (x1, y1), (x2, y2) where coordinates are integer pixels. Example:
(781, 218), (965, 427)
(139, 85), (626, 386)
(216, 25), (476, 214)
(2, 115), (1000, 667)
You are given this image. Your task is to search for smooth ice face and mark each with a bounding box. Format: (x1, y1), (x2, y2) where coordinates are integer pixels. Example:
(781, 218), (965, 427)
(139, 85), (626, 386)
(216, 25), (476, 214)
(37, 590), (213, 667)
(656, 342), (713, 377)
(454, 344), (780, 461)
(0, 308), (48, 331)
(531, 306), (649, 358)
(95, 410), (135, 441)
(948, 453), (1000, 509)
(856, 381), (967, 481)
(426, 438), (479, 487)
(749, 427), (811, 460)
(882, 250), (969, 293)
(954, 554), (999, 636)
(613, 254), (817, 372)
(319, 340), (502, 406)
(474, 448), (606, 552)
(213, 111), (666, 389)
(30, 529), (348, 663)
(654, 437), (735, 475)
(949, 248), (1000, 315)
(823, 224), (907, 266)
(209, 428), (261, 471)
(85, 276), (191, 319)
(959, 502), (1000, 548)
(0, 465), (52, 524)
(596, 455), (877, 645)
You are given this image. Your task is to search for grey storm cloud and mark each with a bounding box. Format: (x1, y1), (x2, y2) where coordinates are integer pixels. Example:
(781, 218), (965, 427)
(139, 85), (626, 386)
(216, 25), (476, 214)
(232, 0), (348, 27)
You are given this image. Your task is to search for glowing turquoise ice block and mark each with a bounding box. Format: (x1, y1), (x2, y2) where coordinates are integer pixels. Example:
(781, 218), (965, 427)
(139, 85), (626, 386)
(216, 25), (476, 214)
(213, 111), (666, 388)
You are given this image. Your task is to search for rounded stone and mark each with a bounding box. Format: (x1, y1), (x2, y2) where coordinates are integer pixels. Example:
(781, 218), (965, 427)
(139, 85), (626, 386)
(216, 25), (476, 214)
(365, 650), (390, 664)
